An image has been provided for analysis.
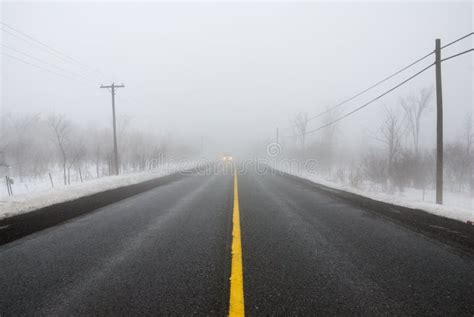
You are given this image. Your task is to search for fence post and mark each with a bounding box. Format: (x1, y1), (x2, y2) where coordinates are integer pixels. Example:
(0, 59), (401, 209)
(49, 172), (54, 188)
(5, 176), (11, 196)
(7, 177), (13, 196)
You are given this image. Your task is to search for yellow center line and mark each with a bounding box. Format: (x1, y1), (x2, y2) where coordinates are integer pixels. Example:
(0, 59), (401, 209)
(229, 165), (245, 316)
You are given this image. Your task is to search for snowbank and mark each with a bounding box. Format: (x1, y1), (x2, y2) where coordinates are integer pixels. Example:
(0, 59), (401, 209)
(0, 161), (200, 220)
(272, 165), (473, 223)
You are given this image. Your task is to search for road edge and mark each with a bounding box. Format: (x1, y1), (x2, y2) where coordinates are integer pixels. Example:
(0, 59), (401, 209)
(0, 164), (208, 246)
(267, 166), (474, 256)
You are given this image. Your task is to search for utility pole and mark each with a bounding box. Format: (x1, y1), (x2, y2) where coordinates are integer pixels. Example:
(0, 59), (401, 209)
(100, 83), (125, 175)
(435, 39), (443, 204)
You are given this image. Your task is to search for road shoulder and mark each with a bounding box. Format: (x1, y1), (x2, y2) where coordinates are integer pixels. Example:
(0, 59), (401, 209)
(0, 169), (196, 245)
(269, 166), (474, 255)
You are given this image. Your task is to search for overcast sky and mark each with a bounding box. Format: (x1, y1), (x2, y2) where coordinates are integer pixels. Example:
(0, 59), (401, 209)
(1, 1), (472, 155)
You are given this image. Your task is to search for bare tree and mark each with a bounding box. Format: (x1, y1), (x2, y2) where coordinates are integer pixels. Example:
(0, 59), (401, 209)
(87, 128), (110, 178)
(319, 107), (339, 172)
(462, 117), (474, 194)
(293, 112), (309, 149)
(445, 142), (470, 192)
(8, 114), (40, 181)
(118, 115), (132, 139)
(362, 150), (388, 187)
(400, 87), (432, 155)
(372, 106), (406, 191)
(0, 117), (9, 168)
(48, 115), (72, 185)
(116, 115), (133, 172)
(0, 144), (8, 168)
(463, 116), (473, 156)
(68, 140), (86, 184)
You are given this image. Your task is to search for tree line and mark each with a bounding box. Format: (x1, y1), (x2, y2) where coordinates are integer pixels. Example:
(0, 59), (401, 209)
(289, 87), (473, 195)
(0, 113), (198, 185)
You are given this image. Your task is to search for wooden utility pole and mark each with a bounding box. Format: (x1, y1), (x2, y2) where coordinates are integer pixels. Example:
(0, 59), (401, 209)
(100, 83), (125, 175)
(435, 39), (443, 204)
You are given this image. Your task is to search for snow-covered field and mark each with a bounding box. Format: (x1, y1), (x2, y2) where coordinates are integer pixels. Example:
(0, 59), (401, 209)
(272, 164), (473, 223)
(0, 161), (200, 220)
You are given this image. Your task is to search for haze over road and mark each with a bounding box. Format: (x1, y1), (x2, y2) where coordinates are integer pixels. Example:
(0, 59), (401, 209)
(0, 164), (473, 315)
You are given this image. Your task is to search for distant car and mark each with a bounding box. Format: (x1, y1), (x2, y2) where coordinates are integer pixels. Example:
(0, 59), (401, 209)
(222, 154), (233, 162)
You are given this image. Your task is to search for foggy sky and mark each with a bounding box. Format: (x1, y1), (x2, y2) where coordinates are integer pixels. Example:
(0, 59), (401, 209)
(1, 1), (472, 156)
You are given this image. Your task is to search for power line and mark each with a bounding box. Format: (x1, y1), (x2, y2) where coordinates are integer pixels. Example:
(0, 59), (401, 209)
(306, 50), (434, 123)
(2, 52), (79, 80)
(0, 44), (84, 79)
(0, 21), (139, 119)
(441, 32), (473, 49)
(0, 21), (141, 109)
(0, 21), (86, 67)
(303, 62), (435, 136)
(440, 48), (473, 63)
(0, 21), (108, 84)
(303, 33), (473, 125)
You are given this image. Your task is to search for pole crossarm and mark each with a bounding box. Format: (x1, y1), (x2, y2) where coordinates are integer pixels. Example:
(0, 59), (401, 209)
(100, 84), (125, 89)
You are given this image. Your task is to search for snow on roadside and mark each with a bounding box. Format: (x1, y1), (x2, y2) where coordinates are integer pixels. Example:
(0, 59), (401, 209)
(272, 164), (473, 223)
(0, 161), (201, 220)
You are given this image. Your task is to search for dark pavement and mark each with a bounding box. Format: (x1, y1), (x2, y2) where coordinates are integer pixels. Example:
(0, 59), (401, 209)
(0, 165), (473, 315)
(239, 168), (474, 316)
(0, 173), (233, 315)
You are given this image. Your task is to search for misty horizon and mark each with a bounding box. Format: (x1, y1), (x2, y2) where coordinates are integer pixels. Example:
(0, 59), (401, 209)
(1, 1), (472, 158)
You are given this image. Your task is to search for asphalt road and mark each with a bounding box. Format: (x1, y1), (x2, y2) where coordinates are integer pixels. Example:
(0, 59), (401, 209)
(0, 165), (473, 316)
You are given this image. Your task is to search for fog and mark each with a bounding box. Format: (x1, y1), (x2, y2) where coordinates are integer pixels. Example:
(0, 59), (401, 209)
(0, 1), (472, 198)
(1, 1), (471, 157)
(1, 3), (473, 312)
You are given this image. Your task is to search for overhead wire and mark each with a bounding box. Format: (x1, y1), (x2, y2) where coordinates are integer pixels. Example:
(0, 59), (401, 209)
(2, 21), (472, 131)
(0, 21), (86, 67)
(305, 50), (435, 123)
(303, 32), (473, 125)
(0, 22), (152, 122)
(0, 21), (114, 85)
(440, 48), (473, 63)
(2, 52), (79, 81)
(0, 43), (85, 79)
(303, 62), (435, 136)
(440, 32), (473, 49)
(290, 32), (474, 137)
